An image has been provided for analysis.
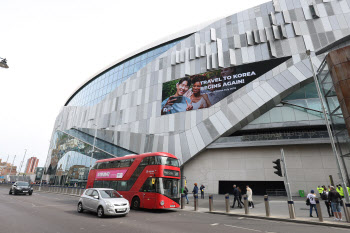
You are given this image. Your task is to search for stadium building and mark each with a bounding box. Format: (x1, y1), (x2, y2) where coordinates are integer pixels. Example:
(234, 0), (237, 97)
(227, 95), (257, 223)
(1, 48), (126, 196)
(45, 0), (350, 195)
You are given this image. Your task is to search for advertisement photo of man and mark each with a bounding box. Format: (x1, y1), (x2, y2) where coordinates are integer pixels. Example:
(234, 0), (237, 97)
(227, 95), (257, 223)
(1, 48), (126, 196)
(161, 77), (193, 115)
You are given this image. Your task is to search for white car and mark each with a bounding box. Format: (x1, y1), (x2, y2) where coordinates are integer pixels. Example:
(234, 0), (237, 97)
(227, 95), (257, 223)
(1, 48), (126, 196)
(77, 188), (130, 217)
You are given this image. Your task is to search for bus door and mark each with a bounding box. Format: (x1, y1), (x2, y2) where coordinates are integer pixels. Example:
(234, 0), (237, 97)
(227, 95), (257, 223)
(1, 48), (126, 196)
(140, 178), (157, 208)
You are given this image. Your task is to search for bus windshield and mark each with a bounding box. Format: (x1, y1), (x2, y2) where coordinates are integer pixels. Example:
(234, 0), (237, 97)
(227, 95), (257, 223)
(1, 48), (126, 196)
(140, 178), (180, 199)
(161, 178), (180, 199)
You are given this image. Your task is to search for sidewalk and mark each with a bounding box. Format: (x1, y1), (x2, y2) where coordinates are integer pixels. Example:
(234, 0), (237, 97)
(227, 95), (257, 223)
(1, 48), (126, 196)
(180, 194), (350, 229)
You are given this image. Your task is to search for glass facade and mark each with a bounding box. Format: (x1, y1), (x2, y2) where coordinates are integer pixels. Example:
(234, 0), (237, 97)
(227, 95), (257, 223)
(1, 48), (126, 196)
(47, 130), (134, 187)
(318, 58), (350, 183)
(248, 82), (324, 126)
(66, 38), (185, 107)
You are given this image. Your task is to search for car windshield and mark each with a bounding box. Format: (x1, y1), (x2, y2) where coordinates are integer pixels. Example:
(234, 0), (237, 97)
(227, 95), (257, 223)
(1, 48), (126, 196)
(17, 182), (29, 186)
(99, 190), (122, 198)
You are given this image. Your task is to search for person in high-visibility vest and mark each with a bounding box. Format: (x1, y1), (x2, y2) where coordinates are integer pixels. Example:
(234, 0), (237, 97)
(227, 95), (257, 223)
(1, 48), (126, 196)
(337, 184), (344, 198)
(317, 186), (324, 196)
(347, 187), (350, 196)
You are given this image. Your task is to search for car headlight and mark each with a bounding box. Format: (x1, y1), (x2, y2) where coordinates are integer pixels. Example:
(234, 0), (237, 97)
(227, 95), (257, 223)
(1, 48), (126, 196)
(106, 202), (113, 207)
(15, 187), (20, 190)
(160, 200), (164, 206)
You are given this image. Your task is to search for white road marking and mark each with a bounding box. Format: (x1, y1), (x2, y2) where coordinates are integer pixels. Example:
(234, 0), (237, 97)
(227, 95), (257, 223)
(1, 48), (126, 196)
(210, 223), (219, 226)
(331, 227), (350, 231)
(238, 217), (245, 219)
(224, 224), (262, 232)
(32, 204), (72, 208)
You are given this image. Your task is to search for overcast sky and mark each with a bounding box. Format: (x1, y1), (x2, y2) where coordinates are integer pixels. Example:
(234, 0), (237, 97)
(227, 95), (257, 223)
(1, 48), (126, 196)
(0, 0), (268, 171)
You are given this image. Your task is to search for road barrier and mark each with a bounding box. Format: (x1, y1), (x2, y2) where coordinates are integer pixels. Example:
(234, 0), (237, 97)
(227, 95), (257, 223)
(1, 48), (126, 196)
(243, 195), (249, 215)
(287, 201), (296, 219)
(315, 198), (323, 222)
(181, 193), (185, 209)
(342, 200), (350, 222)
(209, 195), (213, 212)
(264, 195), (270, 217)
(194, 194), (198, 211)
(225, 194), (230, 213)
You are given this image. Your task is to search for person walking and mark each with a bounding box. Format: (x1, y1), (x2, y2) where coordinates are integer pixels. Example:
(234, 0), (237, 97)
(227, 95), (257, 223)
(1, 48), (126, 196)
(238, 187), (244, 207)
(231, 185), (242, 208)
(184, 185), (189, 204)
(246, 185), (254, 208)
(329, 186), (343, 221)
(321, 187), (334, 217)
(192, 183), (198, 197)
(200, 184), (205, 199)
(307, 190), (318, 217)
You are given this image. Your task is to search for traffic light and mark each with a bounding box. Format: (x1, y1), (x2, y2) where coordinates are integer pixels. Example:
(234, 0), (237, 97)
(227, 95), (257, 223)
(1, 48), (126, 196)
(273, 159), (283, 177)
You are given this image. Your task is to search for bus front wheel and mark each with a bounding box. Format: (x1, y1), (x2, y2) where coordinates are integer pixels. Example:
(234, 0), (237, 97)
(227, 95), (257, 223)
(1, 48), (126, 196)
(131, 196), (140, 210)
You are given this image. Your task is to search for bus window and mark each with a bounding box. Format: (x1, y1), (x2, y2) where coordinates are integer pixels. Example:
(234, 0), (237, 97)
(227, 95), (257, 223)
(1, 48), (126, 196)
(118, 181), (127, 191)
(106, 161), (114, 169)
(155, 156), (179, 167)
(93, 180), (103, 188)
(103, 180), (110, 188)
(140, 178), (158, 192)
(148, 156), (155, 165)
(111, 161), (120, 168)
(119, 159), (129, 167)
(110, 181), (118, 190)
(97, 162), (107, 169)
(140, 157), (149, 166)
(91, 163), (98, 170)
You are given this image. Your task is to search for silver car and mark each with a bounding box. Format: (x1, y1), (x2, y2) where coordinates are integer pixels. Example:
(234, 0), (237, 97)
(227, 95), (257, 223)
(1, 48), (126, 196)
(77, 188), (130, 217)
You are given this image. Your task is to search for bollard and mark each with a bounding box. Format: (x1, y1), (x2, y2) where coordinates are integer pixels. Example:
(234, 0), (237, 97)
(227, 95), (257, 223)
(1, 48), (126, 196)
(243, 194), (249, 214)
(181, 193), (185, 209)
(225, 193), (230, 213)
(264, 195), (270, 217)
(315, 198), (323, 222)
(287, 201), (296, 219)
(194, 194), (198, 211)
(209, 195), (213, 212)
(342, 200), (350, 222)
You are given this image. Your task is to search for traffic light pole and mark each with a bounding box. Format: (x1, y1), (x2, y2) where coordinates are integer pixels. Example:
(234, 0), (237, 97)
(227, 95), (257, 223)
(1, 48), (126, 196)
(280, 148), (292, 201)
(280, 148), (296, 219)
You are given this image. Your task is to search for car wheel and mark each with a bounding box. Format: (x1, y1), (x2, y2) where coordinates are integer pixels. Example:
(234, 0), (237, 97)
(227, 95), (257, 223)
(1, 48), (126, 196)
(29, 192), (32, 196)
(77, 202), (84, 213)
(131, 196), (140, 210)
(97, 206), (104, 218)
(13, 191), (17, 195)
(9, 189), (12, 195)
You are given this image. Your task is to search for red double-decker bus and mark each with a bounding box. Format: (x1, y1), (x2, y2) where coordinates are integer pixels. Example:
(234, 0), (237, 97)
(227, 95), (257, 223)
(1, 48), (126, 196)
(86, 152), (181, 209)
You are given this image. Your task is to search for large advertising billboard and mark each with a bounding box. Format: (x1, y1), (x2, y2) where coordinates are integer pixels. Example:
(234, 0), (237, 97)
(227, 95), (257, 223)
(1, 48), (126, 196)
(161, 57), (290, 115)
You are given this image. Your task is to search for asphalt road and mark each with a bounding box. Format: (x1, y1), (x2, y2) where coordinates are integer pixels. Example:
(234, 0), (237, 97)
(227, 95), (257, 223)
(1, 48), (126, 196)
(0, 187), (348, 233)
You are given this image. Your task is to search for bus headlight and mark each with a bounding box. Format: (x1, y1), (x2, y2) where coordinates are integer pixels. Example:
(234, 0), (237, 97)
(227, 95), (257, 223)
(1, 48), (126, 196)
(160, 200), (164, 206)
